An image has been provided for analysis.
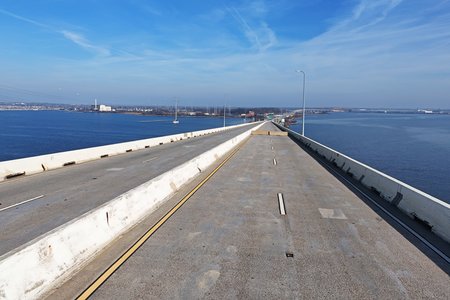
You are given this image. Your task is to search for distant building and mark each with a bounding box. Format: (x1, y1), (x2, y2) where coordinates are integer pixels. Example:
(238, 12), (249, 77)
(99, 104), (112, 112)
(246, 111), (255, 118)
(265, 113), (274, 120)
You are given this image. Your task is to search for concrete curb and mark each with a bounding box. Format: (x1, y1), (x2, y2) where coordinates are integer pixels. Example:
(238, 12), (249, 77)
(0, 122), (252, 182)
(274, 122), (450, 244)
(0, 122), (265, 300)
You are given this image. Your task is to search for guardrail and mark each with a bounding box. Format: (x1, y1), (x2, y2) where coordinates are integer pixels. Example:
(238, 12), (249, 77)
(0, 122), (264, 300)
(274, 122), (450, 244)
(0, 122), (254, 182)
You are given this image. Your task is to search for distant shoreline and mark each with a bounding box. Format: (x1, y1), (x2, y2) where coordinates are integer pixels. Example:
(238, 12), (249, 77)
(1, 107), (449, 116)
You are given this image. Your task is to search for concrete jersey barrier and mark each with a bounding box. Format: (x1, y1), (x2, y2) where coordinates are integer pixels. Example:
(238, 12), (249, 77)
(0, 122), (254, 182)
(274, 122), (450, 244)
(0, 122), (265, 300)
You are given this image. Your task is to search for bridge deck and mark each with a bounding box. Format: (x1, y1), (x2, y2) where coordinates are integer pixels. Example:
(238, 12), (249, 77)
(0, 123), (258, 256)
(50, 122), (449, 299)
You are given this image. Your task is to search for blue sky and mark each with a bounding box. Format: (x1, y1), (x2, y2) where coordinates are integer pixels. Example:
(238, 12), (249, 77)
(0, 0), (449, 108)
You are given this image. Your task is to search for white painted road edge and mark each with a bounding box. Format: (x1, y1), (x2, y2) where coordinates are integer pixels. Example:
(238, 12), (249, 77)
(0, 122), (254, 182)
(0, 122), (265, 300)
(0, 195), (44, 213)
(273, 122), (450, 244)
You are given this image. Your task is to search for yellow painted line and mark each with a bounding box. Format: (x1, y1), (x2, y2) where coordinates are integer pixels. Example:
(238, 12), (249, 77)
(77, 138), (249, 300)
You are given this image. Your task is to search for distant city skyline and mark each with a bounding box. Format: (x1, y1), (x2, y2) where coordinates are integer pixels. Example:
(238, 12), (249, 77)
(0, 0), (449, 108)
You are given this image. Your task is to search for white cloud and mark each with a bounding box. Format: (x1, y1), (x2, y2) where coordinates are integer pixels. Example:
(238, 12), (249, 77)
(229, 7), (262, 51)
(276, 0), (450, 107)
(0, 8), (50, 29)
(61, 30), (110, 56)
(227, 4), (277, 53)
(259, 22), (277, 51)
(298, 0), (450, 77)
(0, 8), (110, 57)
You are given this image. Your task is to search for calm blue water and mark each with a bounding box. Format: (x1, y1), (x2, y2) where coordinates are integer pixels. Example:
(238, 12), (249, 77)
(0, 110), (245, 161)
(290, 113), (450, 203)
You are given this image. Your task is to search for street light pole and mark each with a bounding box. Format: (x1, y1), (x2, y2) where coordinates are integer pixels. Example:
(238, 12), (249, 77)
(297, 70), (306, 136)
(223, 104), (226, 127)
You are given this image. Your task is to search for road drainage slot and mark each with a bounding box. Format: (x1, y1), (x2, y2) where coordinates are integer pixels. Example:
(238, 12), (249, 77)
(41, 164), (46, 171)
(100, 154), (109, 158)
(278, 193), (286, 215)
(346, 167), (354, 178)
(126, 149), (132, 153)
(411, 213), (432, 231)
(63, 161), (75, 166)
(145, 145), (150, 148)
(6, 172), (26, 179)
(371, 186), (381, 197)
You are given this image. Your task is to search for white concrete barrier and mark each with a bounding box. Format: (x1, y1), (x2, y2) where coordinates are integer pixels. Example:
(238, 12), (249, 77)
(0, 122), (265, 300)
(0, 122), (253, 182)
(274, 122), (450, 244)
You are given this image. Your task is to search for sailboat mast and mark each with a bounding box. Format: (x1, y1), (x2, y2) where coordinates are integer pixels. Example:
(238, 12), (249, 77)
(175, 99), (178, 121)
(173, 98), (179, 124)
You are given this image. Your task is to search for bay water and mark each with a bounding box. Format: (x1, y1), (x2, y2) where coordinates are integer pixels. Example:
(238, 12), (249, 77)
(0, 110), (244, 161)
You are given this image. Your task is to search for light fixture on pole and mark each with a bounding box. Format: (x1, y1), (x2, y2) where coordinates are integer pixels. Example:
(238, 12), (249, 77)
(296, 70), (306, 136)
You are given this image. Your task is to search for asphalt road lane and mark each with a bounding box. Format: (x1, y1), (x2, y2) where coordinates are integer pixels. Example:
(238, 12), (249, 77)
(0, 123), (259, 256)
